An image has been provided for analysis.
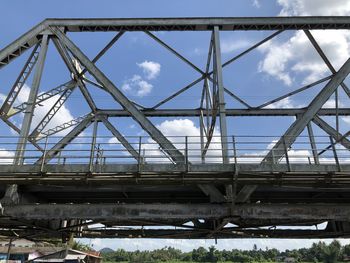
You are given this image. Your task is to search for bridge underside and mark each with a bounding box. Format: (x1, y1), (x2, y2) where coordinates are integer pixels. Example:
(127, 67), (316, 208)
(1, 17), (350, 241)
(1, 163), (350, 240)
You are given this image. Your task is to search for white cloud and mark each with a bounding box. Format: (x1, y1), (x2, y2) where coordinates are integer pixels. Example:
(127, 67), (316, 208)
(0, 85), (80, 164)
(221, 39), (252, 54)
(140, 119), (222, 163)
(0, 85), (75, 137)
(121, 75), (153, 97)
(193, 47), (202, 55)
(108, 137), (120, 144)
(252, 0), (261, 8)
(236, 139), (315, 164)
(264, 97), (296, 109)
(278, 0), (350, 16)
(321, 96), (350, 125)
(259, 1), (350, 86)
(322, 99), (340, 109)
(16, 85), (75, 136)
(0, 148), (14, 164)
(258, 39), (293, 86)
(121, 60), (160, 97)
(137, 60), (161, 80)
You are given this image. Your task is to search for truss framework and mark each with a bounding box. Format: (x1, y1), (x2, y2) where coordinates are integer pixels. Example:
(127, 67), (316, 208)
(1, 17), (350, 240)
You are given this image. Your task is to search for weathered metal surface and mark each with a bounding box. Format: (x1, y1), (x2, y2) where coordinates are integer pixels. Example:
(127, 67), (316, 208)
(1, 17), (350, 240)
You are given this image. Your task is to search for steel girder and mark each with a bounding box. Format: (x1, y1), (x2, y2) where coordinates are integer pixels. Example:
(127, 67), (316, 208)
(263, 57), (350, 163)
(1, 17), (350, 240)
(3, 203), (350, 221)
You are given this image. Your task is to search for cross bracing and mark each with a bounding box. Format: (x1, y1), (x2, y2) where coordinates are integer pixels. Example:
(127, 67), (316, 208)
(0, 17), (350, 240)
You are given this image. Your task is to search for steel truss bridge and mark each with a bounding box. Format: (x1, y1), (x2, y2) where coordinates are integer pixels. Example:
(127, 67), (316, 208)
(1, 17), (350, 241)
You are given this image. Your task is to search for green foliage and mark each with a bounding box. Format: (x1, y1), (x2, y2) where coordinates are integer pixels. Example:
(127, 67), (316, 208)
(320, 240), (342, 263)
(71, 240), (93, 252)
(100, 239), (350, 262)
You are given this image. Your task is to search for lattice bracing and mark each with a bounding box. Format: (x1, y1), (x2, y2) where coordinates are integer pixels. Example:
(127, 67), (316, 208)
(0, 17), (350, 240)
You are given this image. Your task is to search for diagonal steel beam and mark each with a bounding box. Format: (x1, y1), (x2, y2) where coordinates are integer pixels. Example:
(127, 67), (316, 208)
(83, 77), (145, 109)
(235, 185), (257, 203)
(304, 30), (350, 98)
(29, 81), (77, 140)
(262, 56), (350, 163)
(0, 22), (45, 69)
(51, 26), (185, 163)
(36, 114), (94, 164)
(144, 31), (204, 75)
(257, 75), (332, 109)
(82, 31), (125, 75)
(10, 80), (75, 117)
(11, 32), (125, 117)
(52, 37), (97, 112)
(152, 76), (204, 109)
(221, 30), (283, 69)
(200, 33), (214, 160)
(100, 117), (139, 160)
(198, 184), (226, 203)
(0, 44), (40, 116)
(151, 30), (279, 110)
(39, 113), (92, 139)
(312, 115), (350, 150)
(0, 116), (43, 152)
(224, 87), (252, 108)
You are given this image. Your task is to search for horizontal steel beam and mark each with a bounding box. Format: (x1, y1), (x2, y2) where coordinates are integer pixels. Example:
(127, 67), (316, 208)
(98, 108), (350, 117)
(0, 228), (346, 239)
(69, 229), (350, 239)
(42, 17), (350, 31)
(4, 203), (350, 221)
(1, 163), (350, 187)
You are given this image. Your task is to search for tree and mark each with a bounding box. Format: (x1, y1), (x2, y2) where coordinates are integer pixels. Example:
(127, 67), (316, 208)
(113, 249), (130, 262)
(206, 246), (219, 262)
(192, 247), (208, 262)
(320, 240), (341, 263)
(71, 241), (93, 252)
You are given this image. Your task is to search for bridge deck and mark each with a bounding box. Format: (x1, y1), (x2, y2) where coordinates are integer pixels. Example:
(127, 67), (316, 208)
(1, 16), (350, 240)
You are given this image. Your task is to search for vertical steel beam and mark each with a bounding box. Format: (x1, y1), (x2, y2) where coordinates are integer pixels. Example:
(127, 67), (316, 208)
(13, 35), (49, 165)
(213, 26), (229, 164)
(89, 118), (98, 171)
(213, 26), (231, 201)
(307, 123), (320, 164)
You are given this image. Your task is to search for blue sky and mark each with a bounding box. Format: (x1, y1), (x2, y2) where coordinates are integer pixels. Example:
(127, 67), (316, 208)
(1, 0), (350, 252)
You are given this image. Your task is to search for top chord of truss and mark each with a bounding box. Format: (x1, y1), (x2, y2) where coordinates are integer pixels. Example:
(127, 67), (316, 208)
(39, 16), (350, 31)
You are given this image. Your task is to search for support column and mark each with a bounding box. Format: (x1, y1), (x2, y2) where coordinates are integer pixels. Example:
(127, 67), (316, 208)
(307, 123), (320, 164)
(213, 26), (229, 164)
(13, 34), (49, 165)
(213, 26), (232, 200)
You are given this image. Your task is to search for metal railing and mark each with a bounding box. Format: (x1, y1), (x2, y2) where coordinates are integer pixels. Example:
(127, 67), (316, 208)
(0, 135), (348, 167)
